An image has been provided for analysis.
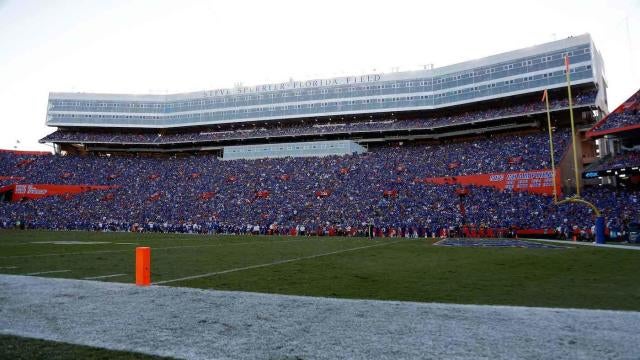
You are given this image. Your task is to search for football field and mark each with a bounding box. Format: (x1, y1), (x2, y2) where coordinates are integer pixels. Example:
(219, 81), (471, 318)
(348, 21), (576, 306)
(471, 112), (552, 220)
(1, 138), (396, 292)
(1, 230), (639, 310)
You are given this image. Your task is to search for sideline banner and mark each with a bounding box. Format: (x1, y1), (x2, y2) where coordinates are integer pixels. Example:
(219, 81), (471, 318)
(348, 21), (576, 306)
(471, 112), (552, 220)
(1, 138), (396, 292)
(2, 184), (115, 201)
(424, 169), (561, 196)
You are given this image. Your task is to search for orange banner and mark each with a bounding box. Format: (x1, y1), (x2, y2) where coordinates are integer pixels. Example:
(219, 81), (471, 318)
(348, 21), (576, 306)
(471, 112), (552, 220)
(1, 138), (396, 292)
(424, 169), (561, 196)
(3, 184), (116, 201)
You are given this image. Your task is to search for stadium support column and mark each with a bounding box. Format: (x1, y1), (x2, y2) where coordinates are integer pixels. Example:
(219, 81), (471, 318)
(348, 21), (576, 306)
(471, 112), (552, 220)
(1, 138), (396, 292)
(543, 89), (558, 203)
(595, 216), (605, 244)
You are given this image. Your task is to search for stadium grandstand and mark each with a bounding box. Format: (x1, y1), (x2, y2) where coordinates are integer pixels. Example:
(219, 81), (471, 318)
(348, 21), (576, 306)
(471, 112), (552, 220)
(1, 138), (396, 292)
(1, 34), (638, 241)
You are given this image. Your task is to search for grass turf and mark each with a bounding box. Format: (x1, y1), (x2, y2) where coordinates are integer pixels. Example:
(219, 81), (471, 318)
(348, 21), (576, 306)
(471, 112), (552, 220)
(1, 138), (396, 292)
(0, 334), (175, 360)
(1, 230), (639, 311)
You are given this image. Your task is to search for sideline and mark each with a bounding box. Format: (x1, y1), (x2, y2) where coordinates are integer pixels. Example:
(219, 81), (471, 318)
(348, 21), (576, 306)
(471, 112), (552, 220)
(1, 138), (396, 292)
(154, 240), (406, 285)
(1, 274), (638, 360)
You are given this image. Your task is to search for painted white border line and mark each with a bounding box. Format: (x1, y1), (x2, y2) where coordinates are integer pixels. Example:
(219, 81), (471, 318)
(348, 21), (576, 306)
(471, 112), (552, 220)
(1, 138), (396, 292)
(24, 270), (71, 276)
(83, 273), (127, 280)
(527, 238), (640, 251)
(0, 266), (18, 269)
(0, 237), (354, 259)
(154, 240), (405, 285)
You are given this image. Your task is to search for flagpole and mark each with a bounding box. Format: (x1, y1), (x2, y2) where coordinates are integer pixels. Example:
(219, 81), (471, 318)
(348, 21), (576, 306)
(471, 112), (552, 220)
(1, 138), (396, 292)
(565, 56), (581, 198)
(543, 89), (558, 203)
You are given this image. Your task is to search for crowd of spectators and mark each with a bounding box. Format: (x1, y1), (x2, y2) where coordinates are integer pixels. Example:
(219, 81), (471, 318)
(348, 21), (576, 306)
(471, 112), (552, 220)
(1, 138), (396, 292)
(41, 91), (596, 145)
(2, 128), (638, 238)
(591, 90), (639, 132)
(594, 150), (640, 171)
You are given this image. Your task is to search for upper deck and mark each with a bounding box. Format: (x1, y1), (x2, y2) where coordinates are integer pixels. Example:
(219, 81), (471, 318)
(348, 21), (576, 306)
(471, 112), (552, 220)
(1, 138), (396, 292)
(46, 34), (604, 129)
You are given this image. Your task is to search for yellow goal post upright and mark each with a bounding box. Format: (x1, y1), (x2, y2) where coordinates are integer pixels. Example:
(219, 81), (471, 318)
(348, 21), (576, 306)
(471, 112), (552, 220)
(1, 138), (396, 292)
(542, 55), (604, 244)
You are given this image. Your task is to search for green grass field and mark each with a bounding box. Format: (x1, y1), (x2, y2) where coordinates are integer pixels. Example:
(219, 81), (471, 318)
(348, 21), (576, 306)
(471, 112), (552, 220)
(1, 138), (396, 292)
(0, 334), (174, 360)
(1, 230), (639, 311)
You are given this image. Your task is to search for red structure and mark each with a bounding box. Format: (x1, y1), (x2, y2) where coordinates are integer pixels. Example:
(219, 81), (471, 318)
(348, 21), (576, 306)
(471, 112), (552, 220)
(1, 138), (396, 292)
(0, 184), (116, 202)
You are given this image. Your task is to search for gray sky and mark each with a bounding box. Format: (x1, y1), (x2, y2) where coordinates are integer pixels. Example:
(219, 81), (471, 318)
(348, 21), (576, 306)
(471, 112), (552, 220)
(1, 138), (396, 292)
(0, 0), (638, 151)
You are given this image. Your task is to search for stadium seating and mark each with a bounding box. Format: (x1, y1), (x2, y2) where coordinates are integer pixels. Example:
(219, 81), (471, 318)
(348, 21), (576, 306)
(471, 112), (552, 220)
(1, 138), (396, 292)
(40, 91), (596, 145)
(590, 90), (639, 132)
(594, 150), (640, 171)
(2, 128), (639, 238)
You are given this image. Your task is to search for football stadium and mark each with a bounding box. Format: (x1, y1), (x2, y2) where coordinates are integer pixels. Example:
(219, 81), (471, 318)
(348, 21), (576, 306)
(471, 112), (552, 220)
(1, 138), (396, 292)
(1, 3), (640, 358)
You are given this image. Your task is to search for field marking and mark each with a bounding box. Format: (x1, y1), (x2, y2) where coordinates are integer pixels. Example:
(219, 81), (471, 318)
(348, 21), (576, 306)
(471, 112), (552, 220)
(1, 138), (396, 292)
(116, 242), (137, 245)
(83, 273), (127, 280)
(527, 238), (640, 251)
(0, 266), (18, 269)
(154, 240), (406, 285)
(0, 237), (360, 259)
(24, 270), (71, 276)
(31, 241), (111, 245)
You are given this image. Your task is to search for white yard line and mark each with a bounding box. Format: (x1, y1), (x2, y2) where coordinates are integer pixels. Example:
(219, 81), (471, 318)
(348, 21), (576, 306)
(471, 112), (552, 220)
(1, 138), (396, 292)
(0, 237), (354, 259)
(83, 273), (127, 280)
(0, 266), (18, 269)
(24, 270), (71, 276)
(115, 242), (137, 245)
(527, 238), (640, 251)
(154, 240), (405, 285)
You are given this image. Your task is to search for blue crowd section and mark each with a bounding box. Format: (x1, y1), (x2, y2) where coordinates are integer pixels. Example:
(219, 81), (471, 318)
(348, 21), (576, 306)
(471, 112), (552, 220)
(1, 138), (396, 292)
(2, 130), (638, 235)
(41, 90), (596, 145)
(590, 89), (640, 133)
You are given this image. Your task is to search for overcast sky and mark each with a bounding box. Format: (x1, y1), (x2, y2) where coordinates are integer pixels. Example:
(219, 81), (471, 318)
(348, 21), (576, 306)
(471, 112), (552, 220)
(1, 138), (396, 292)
(0, 0), (638, 151)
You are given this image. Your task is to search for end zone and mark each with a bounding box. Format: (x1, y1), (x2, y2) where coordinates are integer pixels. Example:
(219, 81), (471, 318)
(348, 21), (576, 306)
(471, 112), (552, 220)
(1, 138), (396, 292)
(434, 238), (567, 249)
